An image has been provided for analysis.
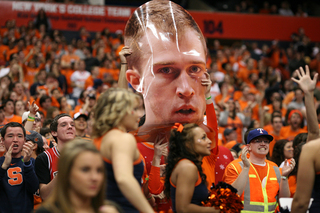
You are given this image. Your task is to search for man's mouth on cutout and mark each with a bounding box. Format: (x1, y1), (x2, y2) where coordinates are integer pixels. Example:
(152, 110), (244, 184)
(176, 108), (195, 114)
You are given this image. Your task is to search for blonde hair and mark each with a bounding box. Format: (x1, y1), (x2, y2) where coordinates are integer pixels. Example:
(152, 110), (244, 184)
(124, 0), (206, 73)
(92, 88), (139, 138)
(42, 139), (105, 213)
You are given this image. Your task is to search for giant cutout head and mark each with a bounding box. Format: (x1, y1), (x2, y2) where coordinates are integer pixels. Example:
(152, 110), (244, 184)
(124, 0), (213, 143)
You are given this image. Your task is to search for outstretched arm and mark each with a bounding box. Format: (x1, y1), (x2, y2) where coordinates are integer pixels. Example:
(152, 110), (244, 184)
(201, 72), (218, 144)
(291, 65), (319, 142)
(25, 101), (39, 131)
(149, 140), (168, 195)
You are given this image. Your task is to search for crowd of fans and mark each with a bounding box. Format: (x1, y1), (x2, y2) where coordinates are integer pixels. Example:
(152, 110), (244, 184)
(0, 4), (320, 161)
(224, 1), (310, 16)
(0, 1), (320, 212)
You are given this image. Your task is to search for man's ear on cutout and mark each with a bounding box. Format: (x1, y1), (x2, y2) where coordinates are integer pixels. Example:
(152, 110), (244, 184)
(126, 69), (141, 91)
(51, 131), (57, 137)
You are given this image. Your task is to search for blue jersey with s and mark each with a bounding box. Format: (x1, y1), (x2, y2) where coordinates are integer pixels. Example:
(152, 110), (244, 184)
(0, 156), (39, 213)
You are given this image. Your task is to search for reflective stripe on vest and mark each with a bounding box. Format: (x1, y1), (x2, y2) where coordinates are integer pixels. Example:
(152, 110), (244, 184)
(238, 161), (281, 213)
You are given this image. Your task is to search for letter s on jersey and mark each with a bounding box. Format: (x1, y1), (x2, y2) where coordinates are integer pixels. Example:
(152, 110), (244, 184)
(7, 167), (23, 186)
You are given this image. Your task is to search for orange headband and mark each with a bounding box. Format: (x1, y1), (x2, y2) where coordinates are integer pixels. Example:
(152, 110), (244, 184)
(288, 109), (303, 120)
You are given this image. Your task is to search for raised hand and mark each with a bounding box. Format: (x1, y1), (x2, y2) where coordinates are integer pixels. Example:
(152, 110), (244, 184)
(201, 72), (212, 97)
(1, 143), (13, 170)
(291, 65), (318, 93)
(282, 158), (296, 177)
(22, 141), (34, 163)
(154, 138), (168, 160)
(119, 46), (132, 64)
(240, 146), (250, 169)
(28, 101), (39, 115)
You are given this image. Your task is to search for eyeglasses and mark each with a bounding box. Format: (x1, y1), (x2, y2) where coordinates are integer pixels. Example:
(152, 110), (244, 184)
(252, 139), (270, 144)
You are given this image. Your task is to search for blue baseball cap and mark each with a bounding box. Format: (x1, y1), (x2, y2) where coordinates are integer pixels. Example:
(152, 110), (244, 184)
(246, 128), (273, 144)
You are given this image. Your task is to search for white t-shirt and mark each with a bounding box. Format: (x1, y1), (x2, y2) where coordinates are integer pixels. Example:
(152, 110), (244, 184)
(70, 70), (91, 98)
(210, 83), (220, 104)
(213, 71), (225, 83)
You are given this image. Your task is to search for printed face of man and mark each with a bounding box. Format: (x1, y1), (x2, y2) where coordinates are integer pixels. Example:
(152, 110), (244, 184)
(128, 28), (207, 126)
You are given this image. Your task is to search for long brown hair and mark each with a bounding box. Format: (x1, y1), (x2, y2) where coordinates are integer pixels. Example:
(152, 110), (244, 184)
(164, 123), (207, 198)
(42, 139), (105, 213)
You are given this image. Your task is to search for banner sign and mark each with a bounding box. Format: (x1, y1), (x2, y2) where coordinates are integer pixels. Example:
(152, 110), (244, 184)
(0, 1), (133, 33)
(193, 11), (320, 42)
(1, 1), (320, 42)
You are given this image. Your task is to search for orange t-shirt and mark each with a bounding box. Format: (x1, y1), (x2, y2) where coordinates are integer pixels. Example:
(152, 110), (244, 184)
(61, 54), (80, 64)
(23, 65), (44, 86)
(99, 67), (120, 81)
(61, 68), (74, 94)
(224, 140), (237, 150)
(0, 44), (9, 62)
(283, 92), (295, 106)
(216, 57), (228, 73)
(268, 133), (281, 157)
(251, 163), (268, 182)
(237, 68), (259, 84)
(115, 44), (124, 57)
(233, 91), (243, 101)
(214, 94), (231, 104)
(109, 37), (121, 46)
(280, 126), (307, 141)
(310, 59), (320, 74)
(92, 46), (111, 57)
(84, 75), (94, 89)
(265, 104), (287, 117)
(288, 175), (296, 197)
(33, 193), (42, 209)
(41, 44), (51, 54)
(263, 124), (273, 133)
(217, 126), (226, 146)
(225, 116), (243, 143)
(4, 115), (22, 124)
(0, 28), (8, 37)
(237, 100), (260, 121)
(6, 47), (28, 61)
(73, 104), (83, 114)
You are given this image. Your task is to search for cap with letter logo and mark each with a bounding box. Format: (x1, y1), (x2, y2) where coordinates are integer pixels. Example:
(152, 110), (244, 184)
(246, 128), (273, 144)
